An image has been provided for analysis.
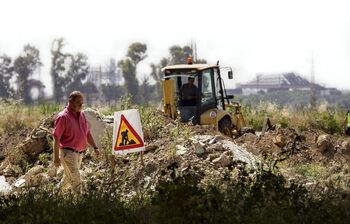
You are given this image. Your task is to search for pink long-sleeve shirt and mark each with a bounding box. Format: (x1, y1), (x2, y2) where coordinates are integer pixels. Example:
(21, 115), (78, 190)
(52, 107), (90, 152)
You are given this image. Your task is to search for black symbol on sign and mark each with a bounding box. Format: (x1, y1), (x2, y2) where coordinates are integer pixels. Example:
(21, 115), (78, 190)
(120, 129), (136, 146)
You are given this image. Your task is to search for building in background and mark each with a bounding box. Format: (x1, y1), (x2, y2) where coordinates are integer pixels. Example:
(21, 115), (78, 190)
(86, 66), (122, 89)
(85, 65), (123, 104)
(228, 72), (341, 96)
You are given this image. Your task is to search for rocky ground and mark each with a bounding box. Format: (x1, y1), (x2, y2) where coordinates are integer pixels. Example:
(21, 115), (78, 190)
(1, 108), (350, 195)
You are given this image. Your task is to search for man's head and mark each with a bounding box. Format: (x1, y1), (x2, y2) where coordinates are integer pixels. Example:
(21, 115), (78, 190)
(188, 77), (195, 85)
(68, 91), (84, 112)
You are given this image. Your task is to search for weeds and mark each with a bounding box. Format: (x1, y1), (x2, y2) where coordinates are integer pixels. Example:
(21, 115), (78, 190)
(6, 147), (28, 173)
(294, 164), (329, 180)
(119, 94), (133, 110)
(2, 166), (350, 223)
(99, 128), (114, 167)
(1, 115), (27, 133)
(139, 106), (164, 141)
(313, 110), (342, 134)
(37, 152), (52, 166)
(38, 103), (61, 115)
(242, 101), (345, 134)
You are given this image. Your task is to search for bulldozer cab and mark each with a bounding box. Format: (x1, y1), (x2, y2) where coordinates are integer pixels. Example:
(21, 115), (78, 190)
(162, 63), (231, 114)
(161, 61), (246, 136)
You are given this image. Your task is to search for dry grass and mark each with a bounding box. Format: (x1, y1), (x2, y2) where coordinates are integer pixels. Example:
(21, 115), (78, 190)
(0, 103), (52, 130)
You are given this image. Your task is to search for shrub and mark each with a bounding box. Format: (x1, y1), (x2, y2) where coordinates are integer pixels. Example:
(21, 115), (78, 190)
(139, 106), (165, 140)
(2, 166), (350, 223)
(308, 110), (342, 134)
(119, 94), (133, 110)
(99, 128), (114, 166)
(2, 116), (27, 133)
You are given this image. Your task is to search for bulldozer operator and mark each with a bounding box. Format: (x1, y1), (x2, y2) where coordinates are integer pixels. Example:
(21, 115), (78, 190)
(179, 77), (198, 106)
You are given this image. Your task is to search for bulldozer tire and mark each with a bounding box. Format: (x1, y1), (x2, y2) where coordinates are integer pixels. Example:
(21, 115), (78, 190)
(239, 126), (255, 135)
(219, 117), (233, 138)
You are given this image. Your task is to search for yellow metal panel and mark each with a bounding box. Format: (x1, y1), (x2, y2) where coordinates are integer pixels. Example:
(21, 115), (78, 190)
(199, 109), (227, 131)
(200, 111), (217, 130)
(162, 80), (176, 119)
(200, 108), (245, 132)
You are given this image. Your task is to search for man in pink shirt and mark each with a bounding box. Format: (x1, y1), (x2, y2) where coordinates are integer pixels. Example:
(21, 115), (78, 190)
(52, 91), (100, 194)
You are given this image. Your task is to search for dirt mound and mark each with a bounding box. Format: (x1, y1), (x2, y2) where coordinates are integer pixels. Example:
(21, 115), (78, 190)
(236, 127), (350, 165)
(0, 128), (31, 163)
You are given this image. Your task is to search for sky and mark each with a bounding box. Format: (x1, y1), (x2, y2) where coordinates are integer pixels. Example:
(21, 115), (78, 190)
(1, 0), (350, 95)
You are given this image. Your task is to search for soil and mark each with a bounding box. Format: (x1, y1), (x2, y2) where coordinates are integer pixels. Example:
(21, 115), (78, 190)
(0, 128), (31, 160)
(235, 127), (350, 165)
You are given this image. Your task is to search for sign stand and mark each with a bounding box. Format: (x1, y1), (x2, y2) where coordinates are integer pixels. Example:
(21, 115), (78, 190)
(140, 151), (144, 166)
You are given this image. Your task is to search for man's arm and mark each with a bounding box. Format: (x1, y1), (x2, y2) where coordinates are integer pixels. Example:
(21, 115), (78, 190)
(179, 85), (184, 100)
(87, 132), (100, 159)
(53, 137), (61, 167)
(52, 115), (65, 167)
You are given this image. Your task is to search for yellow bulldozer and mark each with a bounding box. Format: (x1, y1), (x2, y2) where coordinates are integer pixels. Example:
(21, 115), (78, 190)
(161, 58), (246, 137)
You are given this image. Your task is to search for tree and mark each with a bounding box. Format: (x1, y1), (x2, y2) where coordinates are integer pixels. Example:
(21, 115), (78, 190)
(118, 59), (137, 101)
(105, 58), (122, 85)
(51, 39), (92, 102)
(168, 45), (207, 65)
(66, 53), (89, 94)
(150, 57), (168, 100)
(81, 81), (98, 105)
(196, 59), (207, 63)
(14, 44), (42, 104)
(118, 42), (147, 103)
(127, 42), (147, 64)
(169, 45), (193, 65)
(101, 84), (126, 105)
(0, 54), (14, 98)
(139, 76), (152, 104)
(50, 38), (72, 103)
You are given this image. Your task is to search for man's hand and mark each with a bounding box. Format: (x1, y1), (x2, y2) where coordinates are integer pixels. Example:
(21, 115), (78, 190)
(94, 148), (101, 160)
(54, 157), (61, 167)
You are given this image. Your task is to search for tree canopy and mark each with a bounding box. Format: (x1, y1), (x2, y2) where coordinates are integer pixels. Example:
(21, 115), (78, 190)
(0, 54), (14, 98)
(14, 44), (42, 104)
(118, 42), (147, 103)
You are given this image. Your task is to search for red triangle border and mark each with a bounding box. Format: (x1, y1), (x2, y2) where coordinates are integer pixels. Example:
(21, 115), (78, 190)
(114, 114), (144, 151)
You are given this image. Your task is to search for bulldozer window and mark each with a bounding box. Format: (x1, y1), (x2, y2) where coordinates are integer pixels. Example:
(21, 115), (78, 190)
(214, 68), (222, 109)
(201, 69), (215, 105)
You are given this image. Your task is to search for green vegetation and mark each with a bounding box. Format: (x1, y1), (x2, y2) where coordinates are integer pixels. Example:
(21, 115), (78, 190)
(1, 167), (350, 223)
(241, 100), (345, 134)
(294, 163), (329, 180)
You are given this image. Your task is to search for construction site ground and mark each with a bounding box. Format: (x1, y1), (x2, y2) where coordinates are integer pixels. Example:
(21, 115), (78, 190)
(1, 108), (350, 195)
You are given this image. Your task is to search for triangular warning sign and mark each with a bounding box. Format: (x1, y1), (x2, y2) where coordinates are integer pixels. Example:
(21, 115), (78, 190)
(114, 114), (144, 150)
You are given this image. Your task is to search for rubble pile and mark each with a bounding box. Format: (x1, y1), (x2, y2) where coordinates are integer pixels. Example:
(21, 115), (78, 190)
(1, 108), (350, 195)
